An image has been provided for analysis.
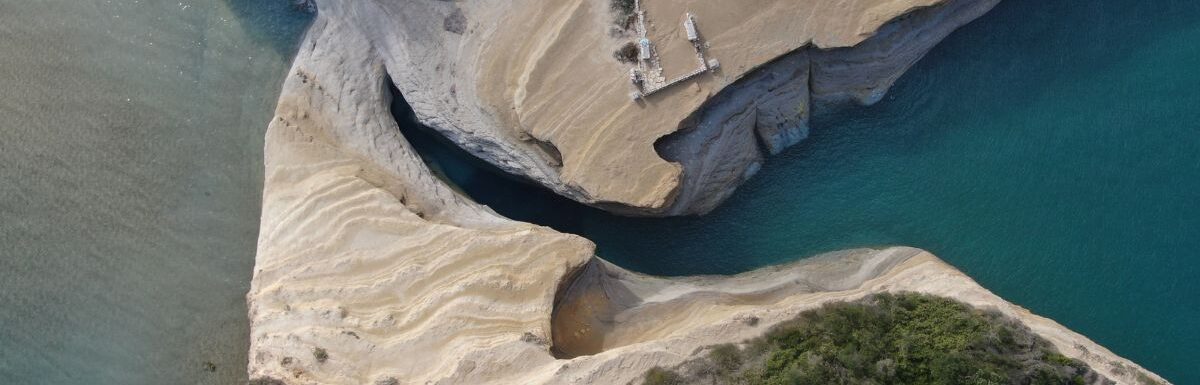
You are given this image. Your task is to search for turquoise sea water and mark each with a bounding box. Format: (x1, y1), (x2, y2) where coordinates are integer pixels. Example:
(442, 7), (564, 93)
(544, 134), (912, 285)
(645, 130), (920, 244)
(401, 0), (1200, 383)
(0, 1), (309, 384)
(1, 0), (1196, 383)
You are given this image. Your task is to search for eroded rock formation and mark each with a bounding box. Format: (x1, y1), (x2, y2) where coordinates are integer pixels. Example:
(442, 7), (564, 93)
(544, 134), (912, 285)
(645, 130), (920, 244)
(246, 0), (1169, 384)
(314, 0), (998, 216)
(657, 0), (999, 215)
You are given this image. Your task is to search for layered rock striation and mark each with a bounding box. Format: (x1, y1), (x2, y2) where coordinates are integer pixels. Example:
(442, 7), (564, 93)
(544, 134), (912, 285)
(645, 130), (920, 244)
(657, 0), (999, 214)
(314, 0), (998, 216)
(247, 0), (1168, 384)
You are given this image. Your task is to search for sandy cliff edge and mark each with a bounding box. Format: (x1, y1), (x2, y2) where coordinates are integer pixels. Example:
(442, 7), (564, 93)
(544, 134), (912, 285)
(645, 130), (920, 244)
(246, 6), (1167, 383)
(247, 1), (1168, 384)
(312, 0), (1000, 216)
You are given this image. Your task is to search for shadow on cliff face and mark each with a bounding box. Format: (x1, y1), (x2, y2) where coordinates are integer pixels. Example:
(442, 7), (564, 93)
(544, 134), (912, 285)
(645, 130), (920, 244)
(385, 84), (643, 359)
(222, 0), (315, 57)
(378, 0), (1198, 379)
(385, 79), (770, 276)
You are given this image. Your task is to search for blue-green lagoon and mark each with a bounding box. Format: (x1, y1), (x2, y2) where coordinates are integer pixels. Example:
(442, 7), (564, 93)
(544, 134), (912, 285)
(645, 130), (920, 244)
(400, 0), (1200, 383)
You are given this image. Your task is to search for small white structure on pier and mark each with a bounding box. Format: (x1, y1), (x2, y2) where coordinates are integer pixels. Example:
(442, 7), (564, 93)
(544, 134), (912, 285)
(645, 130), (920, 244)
(684, 13), (699, 42)
(638, 38), (652, 61)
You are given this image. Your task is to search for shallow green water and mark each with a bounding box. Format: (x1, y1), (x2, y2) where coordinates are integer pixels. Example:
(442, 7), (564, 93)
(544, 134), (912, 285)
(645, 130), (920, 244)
(402, 0), (1200, 382)
(0, 1), (310, 384)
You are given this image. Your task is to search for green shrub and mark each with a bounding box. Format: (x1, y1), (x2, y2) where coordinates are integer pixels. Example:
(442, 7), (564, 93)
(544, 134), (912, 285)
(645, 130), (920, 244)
(639, 293), (1103, 385)
(642, 366), (684, 385)
(313, 347), (329, 363)
(610, 0), (635, 16)
(609, 0), (637, 28)
(709, 344), (743, 375)
(613, 42), (639, 64)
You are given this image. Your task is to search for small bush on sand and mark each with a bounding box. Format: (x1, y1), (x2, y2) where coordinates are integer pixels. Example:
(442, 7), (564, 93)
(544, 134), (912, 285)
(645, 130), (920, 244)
(613, 42), (639, 63)
(313, 347), (329, 363)
(642, 366), (685, 385)
(610, 0), (636, 28)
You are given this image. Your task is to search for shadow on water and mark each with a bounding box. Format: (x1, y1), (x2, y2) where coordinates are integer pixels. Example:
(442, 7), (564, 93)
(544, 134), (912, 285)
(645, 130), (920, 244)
(222, 0), (315, 56)
(388, 87), (765, 277)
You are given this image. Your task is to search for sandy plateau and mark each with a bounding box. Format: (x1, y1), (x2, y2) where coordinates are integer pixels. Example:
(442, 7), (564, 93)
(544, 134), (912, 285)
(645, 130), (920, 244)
(247, 0), (1169, 384)
(472, 0), (1004, 214)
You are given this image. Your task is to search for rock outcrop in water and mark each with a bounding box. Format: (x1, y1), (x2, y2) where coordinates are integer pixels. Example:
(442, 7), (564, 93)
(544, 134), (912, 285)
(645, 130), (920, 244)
(246, 0), (1169, 384)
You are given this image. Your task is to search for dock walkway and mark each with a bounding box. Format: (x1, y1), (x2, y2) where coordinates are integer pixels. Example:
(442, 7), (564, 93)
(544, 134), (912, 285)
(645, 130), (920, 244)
(628, 2), (717, 100)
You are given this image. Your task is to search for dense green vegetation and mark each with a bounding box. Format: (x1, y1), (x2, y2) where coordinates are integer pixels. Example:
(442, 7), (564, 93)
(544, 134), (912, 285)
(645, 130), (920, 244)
(640, 293), (1108, 385)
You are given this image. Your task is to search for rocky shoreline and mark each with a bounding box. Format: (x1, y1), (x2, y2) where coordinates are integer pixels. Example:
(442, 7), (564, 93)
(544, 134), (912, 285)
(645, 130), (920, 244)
(309, 0), (1002, 216)
(246, 1), (1168, 384)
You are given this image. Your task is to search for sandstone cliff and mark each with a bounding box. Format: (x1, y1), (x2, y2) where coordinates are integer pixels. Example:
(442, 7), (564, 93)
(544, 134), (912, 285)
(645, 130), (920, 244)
(246, 1), (1171, 381)
(311, 0), (998, 216)
(246, 1), (1168, 384)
